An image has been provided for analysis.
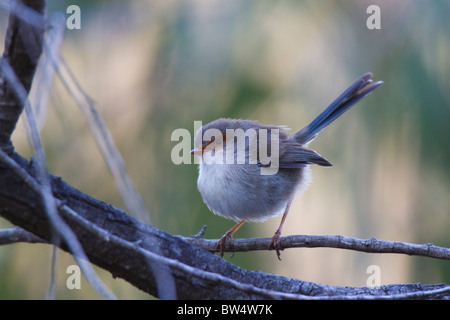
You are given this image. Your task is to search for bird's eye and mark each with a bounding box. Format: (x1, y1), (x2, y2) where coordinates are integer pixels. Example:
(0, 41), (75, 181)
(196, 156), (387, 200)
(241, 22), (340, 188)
(201, 137), (215, 149)
(201, 134), (226, 152)
(217, 134), (227, 145)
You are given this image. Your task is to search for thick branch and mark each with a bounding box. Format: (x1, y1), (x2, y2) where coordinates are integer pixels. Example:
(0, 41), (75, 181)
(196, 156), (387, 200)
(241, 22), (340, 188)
(0, 0), (45, 152)
(182, 233), (450, 261)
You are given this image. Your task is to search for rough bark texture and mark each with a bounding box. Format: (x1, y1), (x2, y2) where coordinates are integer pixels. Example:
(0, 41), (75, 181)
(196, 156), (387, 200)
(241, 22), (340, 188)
(0, 0), (45, 152)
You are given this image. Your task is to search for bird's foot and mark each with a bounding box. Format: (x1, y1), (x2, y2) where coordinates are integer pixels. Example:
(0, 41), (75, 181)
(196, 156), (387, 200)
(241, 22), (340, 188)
(269, 230), (283, 260)
(217, 231), (233, 258)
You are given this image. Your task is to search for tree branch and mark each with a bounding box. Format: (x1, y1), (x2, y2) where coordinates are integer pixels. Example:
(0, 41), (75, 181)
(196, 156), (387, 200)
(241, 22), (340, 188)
(182, 232), (450, 261)
(1, 150), (448, 299)
(0, 0), (45, 153)
(0, 226), (46, 245)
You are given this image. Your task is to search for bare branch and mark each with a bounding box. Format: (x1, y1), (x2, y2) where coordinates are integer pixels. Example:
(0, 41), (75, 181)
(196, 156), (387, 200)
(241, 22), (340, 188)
(54, 57), (151, 226)
(29, 12), (65, 131)
(182, 233), (450, 261)
(0, 226), (46, 245)
(0, 0), (45, 152)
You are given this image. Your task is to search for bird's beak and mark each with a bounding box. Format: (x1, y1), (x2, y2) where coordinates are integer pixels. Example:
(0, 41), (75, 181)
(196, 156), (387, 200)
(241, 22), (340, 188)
(190, 147), (203, 155)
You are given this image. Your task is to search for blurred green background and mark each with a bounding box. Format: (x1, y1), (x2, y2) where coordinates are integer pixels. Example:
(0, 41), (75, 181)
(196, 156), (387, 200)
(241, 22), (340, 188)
(0, 0), (449, 299)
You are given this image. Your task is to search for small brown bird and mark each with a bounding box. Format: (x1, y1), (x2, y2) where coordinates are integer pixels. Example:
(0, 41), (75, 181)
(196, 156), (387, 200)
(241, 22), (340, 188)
(191, 73), (383, 259)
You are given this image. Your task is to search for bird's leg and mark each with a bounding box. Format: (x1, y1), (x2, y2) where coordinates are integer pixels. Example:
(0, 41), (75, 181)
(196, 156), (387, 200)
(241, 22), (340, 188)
(217, 220), (246, 258)
(269, 201), (292, 260)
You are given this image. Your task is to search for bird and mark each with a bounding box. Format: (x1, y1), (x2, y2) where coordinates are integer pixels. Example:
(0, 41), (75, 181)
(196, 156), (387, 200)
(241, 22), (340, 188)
(191, 72), (383, 259)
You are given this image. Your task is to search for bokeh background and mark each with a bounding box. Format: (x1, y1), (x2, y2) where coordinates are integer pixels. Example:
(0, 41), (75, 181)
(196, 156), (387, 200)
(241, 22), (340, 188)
(0, 0), (449, 299)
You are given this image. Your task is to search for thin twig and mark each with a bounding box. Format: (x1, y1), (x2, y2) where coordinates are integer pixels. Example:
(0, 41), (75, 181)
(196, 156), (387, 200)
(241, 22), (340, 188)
(51, 55), (151, 226)
(0, 226), (46, 245)
(181, 234), (450, 261)
(45, 245), (59, 300)
(192, 225), (208, 238)
(29, 12), (65, 131)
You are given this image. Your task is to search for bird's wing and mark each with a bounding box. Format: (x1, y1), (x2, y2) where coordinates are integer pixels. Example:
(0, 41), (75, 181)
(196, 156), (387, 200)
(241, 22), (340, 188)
(271, 141), (333, 168)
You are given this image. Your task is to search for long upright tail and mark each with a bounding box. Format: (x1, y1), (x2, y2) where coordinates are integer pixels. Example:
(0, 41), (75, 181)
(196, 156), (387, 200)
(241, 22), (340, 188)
(293, 72), (383, 145)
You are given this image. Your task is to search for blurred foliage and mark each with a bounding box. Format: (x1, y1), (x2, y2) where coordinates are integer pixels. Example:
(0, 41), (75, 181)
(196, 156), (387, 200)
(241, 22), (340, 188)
(0, 0), (449, 298)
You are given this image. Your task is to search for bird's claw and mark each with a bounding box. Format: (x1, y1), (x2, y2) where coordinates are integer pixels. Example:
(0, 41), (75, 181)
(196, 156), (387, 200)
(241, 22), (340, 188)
(217, 232), (233, 258)
(269, 231), (283, 260)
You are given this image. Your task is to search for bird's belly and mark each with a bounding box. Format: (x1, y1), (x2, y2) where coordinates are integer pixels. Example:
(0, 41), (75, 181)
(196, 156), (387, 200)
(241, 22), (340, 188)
(197, 164), (308, 222)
